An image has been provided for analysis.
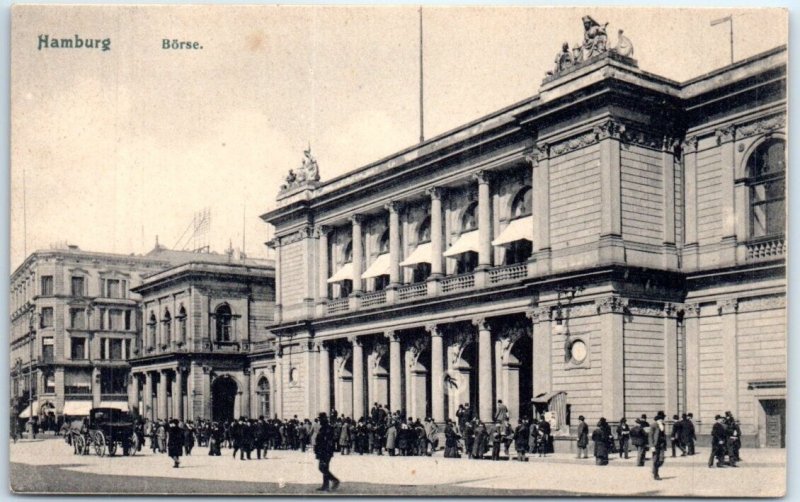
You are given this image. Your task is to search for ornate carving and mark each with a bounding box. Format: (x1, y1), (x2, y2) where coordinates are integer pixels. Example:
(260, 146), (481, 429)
(662, 136), (681, 153)
(314, 225), (331, 238)
(426, 186), (444, 200)
(595, 119), (626, 141)
(472, 317), (489, 331)
(627, 300), (666, 317)
(737, 295), (786, 313)
(546, 42), (576, 77)
(385, 201), (403, 214)
(348, 335), (362, 346)
(425, 324), (441, 337)
(280, 146), (320, 192)
(596, 296), (628, 314)
(681, 136), (699, 154)
(526, 306), (551, 323)
(372, 342), (388, 369)
(715, 125), (736, 145)
(472, 170), (491, 185)
(615, 29), (634, 57)
(279, 227), (313, 246)
(201, 365), (212, 375)
(349, 214), (365, 226)
(736, 114), (785, 139)
(550, 130), (598, 157)
(717, 298), (738, 315)
(663, 303), (679, 318)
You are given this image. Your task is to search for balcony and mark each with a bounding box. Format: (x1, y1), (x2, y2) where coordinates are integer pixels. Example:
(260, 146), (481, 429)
(327, 298), (350, 315)
(746, 236), (785, 262)
(397, 283), (427, 301)
(488, 263), (528, 284)
(361, 290), (387, 308)
(441, 272), (475, 293)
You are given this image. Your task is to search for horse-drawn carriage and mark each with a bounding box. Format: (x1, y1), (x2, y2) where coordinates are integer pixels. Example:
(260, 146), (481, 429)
(66, 407), (139, 457)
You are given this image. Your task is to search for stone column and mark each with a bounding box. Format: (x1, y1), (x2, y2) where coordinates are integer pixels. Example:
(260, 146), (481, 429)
(428, 324), (444, 422)
(662, 137), (678, 269)
(316, 226), (330, 316)
(682, 137), (699, 269)
(597, 296), (626, 421)
(351, 336), (365, 419)
(267, 238), (282, 324)
(351, 215), (364, 295)
(92, 367), (101, 408)
(528, 307), (552, 399)
(387, 331), (402, 413)
(528, 145), (551, 275)
(596, 121), (624, 263)
(663, 304), (679, 416)
(158, 370), (168, 420)
(428, 188), (444, 278)
(474, 171), (493, 268)
(387, 202), (402, 286)
(242, 368), (251, 418)
(719, 299), (739, 415)
(473, 317), (493, 422)
(319, 342), (331, 414)
(716, 126), (737, 265)
(174, 367), (183, 420)
(144, 372), (153, 421)
(683, 304), (700, 418)
(128, 372), (140, 415)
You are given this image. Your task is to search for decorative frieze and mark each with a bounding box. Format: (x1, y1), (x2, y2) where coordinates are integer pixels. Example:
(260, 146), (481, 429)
(549, 129), (599, 157)
(717, 298), (738, 315)
(737, 295), (786, 313)
(596, 295), (628, 314)
(715, 125), (736, 145)
(735, 114), (786, 139)
(594, 119), (626, 141)
(279, 226), (313, 246)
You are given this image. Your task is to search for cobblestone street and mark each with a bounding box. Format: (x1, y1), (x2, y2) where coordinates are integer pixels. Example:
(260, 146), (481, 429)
(10, 438), (786, 496)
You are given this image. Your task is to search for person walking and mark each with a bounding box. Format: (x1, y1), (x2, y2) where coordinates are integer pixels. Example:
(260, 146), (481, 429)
(650, 411), (668, 480)
(592, 418), (611, 465)
(184, 421), (196, 456)
(631, 418), (647, 466)
(385, 420), (397, 456)
(444, 419), (461, 458)
(576, 415), (589, 459)
(616, 418), (630, 459)
(494, 399), (509, 425)
(314, 413), (340, 492)
(709, 414), (727, 468)
(685, 413), (696, 455)
(514, 419), (529, 462)
(167, 419), (183, 468)
(670, 414), (685, 457)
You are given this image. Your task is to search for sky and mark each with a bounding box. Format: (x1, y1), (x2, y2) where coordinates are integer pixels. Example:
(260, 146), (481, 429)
(9, 5), (788, 270)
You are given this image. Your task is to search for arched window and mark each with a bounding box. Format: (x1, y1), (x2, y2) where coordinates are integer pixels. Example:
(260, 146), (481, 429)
(418, 216), (431, 243)
(343, 241), (353, 263)
(378, 229), (390, 255)
(215, 304), (233, 342)
(162, 309), (172, 347)
(511, 186), (533, 219)
(748, 139), (785, 238)
(339, 241), (354, 299)
(177, 305), (187, 344)
(147, 312), (157, 349)
(257, 377), (271, 418)
(462, 202), (478, 231)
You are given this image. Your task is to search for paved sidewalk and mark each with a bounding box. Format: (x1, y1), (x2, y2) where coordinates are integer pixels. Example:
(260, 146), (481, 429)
(10, 439), (786, 496)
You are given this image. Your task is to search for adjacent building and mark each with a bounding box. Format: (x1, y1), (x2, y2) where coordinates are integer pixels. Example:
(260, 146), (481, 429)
(261, 43), (786, 448)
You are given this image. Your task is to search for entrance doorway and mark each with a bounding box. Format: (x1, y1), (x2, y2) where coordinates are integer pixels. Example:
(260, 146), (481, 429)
(761, 399), (785, 448)
(211, 376), (238, 422)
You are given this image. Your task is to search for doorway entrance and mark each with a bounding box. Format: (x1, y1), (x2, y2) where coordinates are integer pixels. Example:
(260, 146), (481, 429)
(211, 376), (238, 422)
(761, 399), (785, 448)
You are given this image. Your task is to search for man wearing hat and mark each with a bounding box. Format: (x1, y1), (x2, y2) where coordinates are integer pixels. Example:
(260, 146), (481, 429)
(650, 411), (667, 480)
(314, 412), (340, 491)
(575, 415), (589, 459)
(709, 415), (727, 468)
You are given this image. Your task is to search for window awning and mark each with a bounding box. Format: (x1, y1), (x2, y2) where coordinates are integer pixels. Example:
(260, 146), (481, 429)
(492, 216), (533, 246)
(327, 262), (354, 284)
(63, 400), (93, 416)
(400, 242), (433, 267)
(361, 253), (391, 279)
(99, 401), (129, 412)
(443, 230), (480, 258)
(531, 390), (566, 404)
(18, 401), (39, 419)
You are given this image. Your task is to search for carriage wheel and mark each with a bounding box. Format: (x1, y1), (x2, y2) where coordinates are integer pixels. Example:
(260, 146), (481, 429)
(127, 433), (139, 456)
(107, 441), (117, 456)
(93, 431), (106, 457)
(73, 435), (85, 455)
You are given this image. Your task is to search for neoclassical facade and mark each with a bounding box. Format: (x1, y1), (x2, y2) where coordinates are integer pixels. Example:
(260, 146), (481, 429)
(262, 45), (786, 447)
(127, 252), (275, 423)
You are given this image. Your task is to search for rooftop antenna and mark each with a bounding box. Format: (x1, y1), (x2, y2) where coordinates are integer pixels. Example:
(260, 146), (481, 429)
(711, 15), (734, 65)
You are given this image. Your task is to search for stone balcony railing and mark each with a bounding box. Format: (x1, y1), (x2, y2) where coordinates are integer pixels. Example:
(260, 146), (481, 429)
(488, 263), (528, 284)
(441, 272), (475, 293)
(397, 283), (427, 301)
(327, 297), (351, 315)
(361, 290), (387, 308)
(746, 236), (786, 262)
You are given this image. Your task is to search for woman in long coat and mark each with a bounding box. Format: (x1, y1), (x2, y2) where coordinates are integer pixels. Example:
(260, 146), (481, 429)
(514, 420), (529, 461)
(592, 418), (610, 465)
(444, 419), (460, 458)
(385, 422), (397, 456)
(338, 418), (352, 455)
(167, 420), (184, 468)
(472, 423), (487, 459)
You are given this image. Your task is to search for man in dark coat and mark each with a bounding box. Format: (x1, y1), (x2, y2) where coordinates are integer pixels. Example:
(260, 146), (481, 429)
(576, 415), (589, 459)
(314, 413), (340, 492)
(709, 414), (727, 468)
(538, 418), (551, 457)
(671, 414), (685, 457)
(591, 418), (610, 465)
(167, 419), (184, 468)
(616, 418), (631, 459)
(631, 419), (647, 466)
(725, 412), (741, 466)
(514, 419), (529, 462)
(685, 413), (696, 455)
(650, 411), (668, 480)
(679, 414), (693, 456)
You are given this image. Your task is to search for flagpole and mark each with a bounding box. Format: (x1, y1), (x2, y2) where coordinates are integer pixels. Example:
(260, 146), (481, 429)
(419, 6), (424, 143)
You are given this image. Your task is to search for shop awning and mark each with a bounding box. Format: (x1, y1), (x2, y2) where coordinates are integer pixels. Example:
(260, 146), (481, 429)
(531, 390), (566, 404)
(327, 262), (354, 283)
(18, 401), (39, 419)
(492, 216), (533, 246)
(443, 230), (480, 258)
(63, 400), (93, 416)
(99, 401), (129, 412)
(361, 253), (391, 279)
(399, 242), (433, 267)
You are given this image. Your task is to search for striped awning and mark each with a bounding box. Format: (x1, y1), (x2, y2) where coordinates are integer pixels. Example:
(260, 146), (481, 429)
(443, 230), (480, 258)
(327, 262), (354, 283)
(400, 242), (433, 267)
(361, 253), (391, 279)
(99, 401), (129, 412)
(18, 401), (39, 419)
(63, 400), (93, 417)
(492, 216), (533, 246)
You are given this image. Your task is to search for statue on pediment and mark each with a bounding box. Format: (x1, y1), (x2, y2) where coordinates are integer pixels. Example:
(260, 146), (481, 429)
(615, 29), (634, 57)
(579, 15), (609, 62)
(279, 145), (321, 192)
(551, 42), (575, 74)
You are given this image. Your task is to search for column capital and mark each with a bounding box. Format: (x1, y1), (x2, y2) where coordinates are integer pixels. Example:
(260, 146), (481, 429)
(350, 214), (365, 226)
(662, 302), (680, 318)
(243, 367), (251, 376)
(524, 143), (549, 167)
(265, 237), (281, 250)
(682, 302), (700, 318)
(596, 295), (628, 314)
(426, 186), (445, 200)
(681, 135), (699, 154)
(384, 330), (400, 343)
(315, 340), (329, 352)
(593, 119), (626, 141)
(472, 170), (492, 185)
(385, 201), (404, 214)
(662, 136), (681, 153)
(715, 125), (736, 145)
(425, 323), (441, 337)
(717, 298), (738, 315)
(348, 335), (362, 347)
(526, 306), (551, 323)
(314, 224), (331, 238)
(472, 317), (490, 331)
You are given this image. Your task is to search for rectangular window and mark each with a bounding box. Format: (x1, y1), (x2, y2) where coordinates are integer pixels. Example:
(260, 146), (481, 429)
(64, 369), (91, 395)
(109, 309), (124, 331)
(42, 337), (54, 363)
(45, 373), (55, 393)
(70, 337), (86, 360)
(110, 339), (123, 360)
(106, 279), (121, 299)
(98, 308), (106, 330)
(69, 308), (86, 330)
(124, 310), (132, 331)
(40, 307), (54, 328)
(71, 276), (85, 297)
(100, 367), (127, 394)
(40, 276), (54, 296)
(100, 338), (107, 360)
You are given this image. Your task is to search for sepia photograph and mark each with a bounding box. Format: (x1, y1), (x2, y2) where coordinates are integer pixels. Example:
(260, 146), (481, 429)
(8, 4), (789, 497)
